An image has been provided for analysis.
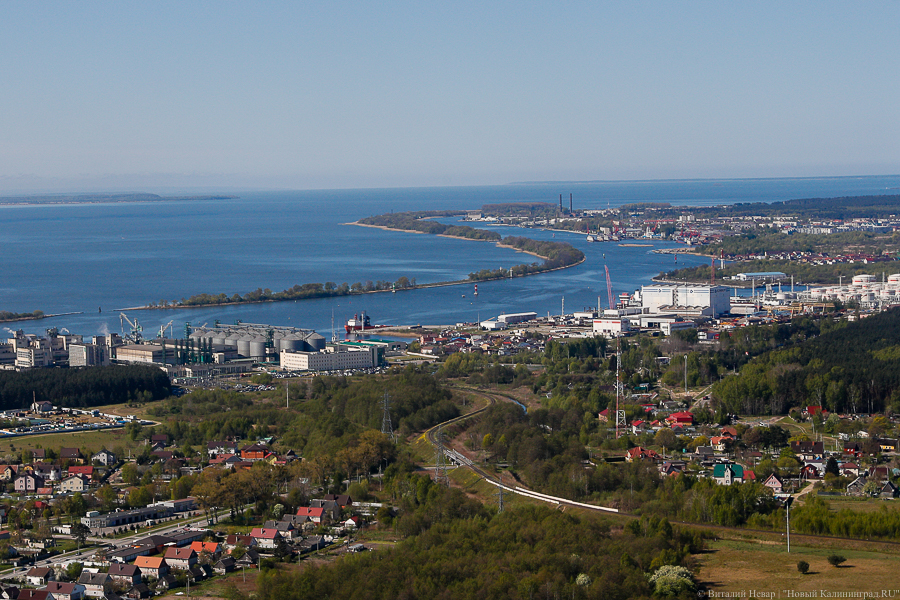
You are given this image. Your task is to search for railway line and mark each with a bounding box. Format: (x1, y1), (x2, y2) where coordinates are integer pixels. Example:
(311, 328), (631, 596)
(422, 385), (900, 552)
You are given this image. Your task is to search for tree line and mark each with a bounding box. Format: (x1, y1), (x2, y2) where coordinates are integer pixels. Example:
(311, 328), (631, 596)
(0, 365), (170, 409)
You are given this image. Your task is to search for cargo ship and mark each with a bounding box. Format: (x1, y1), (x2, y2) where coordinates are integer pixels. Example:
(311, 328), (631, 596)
(345, 312), (371, 332)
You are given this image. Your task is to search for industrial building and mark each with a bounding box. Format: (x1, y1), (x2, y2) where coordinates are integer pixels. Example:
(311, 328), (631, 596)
(189, 323), (325, 362)
(280, 343), (379, 371)
(635, 284), (731, 318)
(593, 317), (632, 337)
(805, 273), (900, 308)
(497, 312), (538, 324)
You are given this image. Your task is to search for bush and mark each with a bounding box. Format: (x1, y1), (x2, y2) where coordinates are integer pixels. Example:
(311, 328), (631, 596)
(797, 560), (809, 574)
(827, 554), (846, 567)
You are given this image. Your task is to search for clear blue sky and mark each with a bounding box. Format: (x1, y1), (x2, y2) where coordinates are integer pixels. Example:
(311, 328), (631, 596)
(1, 2), (898, 192)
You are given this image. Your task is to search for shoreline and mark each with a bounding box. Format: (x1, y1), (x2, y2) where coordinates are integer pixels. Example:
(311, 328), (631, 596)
(117, 227), (584, 313)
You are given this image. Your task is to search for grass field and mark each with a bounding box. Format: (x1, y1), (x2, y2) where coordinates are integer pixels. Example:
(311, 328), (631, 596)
(0, 427), (142, 457)
(696, 538), (900, 596)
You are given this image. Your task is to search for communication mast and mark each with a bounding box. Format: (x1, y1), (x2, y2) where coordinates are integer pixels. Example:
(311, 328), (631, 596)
(615, 338), (626, 438)
(381, 392), (395, 443)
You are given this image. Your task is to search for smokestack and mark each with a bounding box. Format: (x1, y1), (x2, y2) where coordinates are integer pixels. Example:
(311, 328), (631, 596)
(559, 194), (562, 210)
(570, 193), (573, 212)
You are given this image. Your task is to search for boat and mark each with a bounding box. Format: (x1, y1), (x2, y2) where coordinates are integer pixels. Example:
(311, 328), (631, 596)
(345, 312), (372, 333)
(586, 234), (596, 242)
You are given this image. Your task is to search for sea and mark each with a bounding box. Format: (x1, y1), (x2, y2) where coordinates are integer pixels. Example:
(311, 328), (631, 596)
(2, 175), (899, 340)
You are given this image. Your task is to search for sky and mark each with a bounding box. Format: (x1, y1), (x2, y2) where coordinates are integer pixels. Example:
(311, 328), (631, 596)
(1, 2), (898, 193)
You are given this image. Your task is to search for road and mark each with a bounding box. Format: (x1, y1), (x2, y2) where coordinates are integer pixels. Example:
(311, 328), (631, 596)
(0, 507), (232, 583)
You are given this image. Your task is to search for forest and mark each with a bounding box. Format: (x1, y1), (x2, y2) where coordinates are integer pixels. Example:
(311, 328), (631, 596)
(710, 307), (900, 415)
(0, 365), (170, 409)
(237, 475), (704, 600)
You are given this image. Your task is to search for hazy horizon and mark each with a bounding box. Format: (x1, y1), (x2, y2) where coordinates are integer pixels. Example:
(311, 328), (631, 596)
(2, 2), (898, 194)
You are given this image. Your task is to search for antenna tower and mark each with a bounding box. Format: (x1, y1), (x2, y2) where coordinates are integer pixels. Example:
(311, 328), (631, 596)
(434, 425), (449, 486)
(381, 392), (395, 443)
(614, 338), (626, 437)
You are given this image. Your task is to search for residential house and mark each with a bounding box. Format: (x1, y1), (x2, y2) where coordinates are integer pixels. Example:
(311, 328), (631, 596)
(712, 463), (744, 485)
(877, 438), (898, 453)
(249, 528), (281, 550)
(666, 411), (695, 427)
(763, 474), (784, 494)
(213, 556), (236, 575)
(235, 548), (260, 568)
(709, 436), (731, 452)
(800, 464), (821, 481)
(0, 465), (17, 481)
(296, 507), (326, 525)
(16, 591), (52, 600)
(881, 481), (899, 499)
(190, 541), (221, 558)
(67, 466), (94, 479)
(124, 583), (152, 599)
(108, 564), (142, 588)
(344, 516), (361, 529)
(790, 440), (825, 460)
(163, 547), (197, 570)
(223, 534), (255, 551)
(802, 405), (826, 417)
(263, 520), (298, 540)
(625, 447), (660, 462)
(598, 409), (609, 423)
(841, 462), (861, 477)
(60, 448), (84, 465)
(206, 441), (238, 458)
(240, 444), (268, 461)
(133, 556), (169, 579)
(869, 466), (891, 482)
(59, 474), (89, 493)
(91, 450), (116, 466)
(308, 499), (342, 522)
(44, 581), (85, 600)
(14, 473), (44, 492)
(154, 575), (179, 593)
(659, 461), (686, 477)
(33, 462), (61, 482)
(150, 434), (169, 445)
(846, 476), (869, 496)
(0, 585), (19, 599)
(77, 572), (112, 598)
(150, 451), (173, 463)
(31, 449), (46, 461)
(26, 566), (54, 587)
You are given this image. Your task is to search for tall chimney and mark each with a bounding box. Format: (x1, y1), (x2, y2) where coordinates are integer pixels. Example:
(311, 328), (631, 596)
(570, 193), (573, 212)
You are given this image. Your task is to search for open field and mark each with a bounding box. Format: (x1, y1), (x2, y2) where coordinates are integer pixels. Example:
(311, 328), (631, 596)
(696, 538), (900, 597)
(0, 427), (142, 457)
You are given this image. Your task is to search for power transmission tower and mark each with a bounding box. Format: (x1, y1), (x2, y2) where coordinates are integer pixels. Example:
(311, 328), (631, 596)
(381, 392), (395, 443)
(434, 425), (449, 486)
(495, 473), (505, 513)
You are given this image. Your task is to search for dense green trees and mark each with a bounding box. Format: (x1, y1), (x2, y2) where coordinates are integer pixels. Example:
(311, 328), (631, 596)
(0, 365), (170, 409)
(710, 308), (900, 414)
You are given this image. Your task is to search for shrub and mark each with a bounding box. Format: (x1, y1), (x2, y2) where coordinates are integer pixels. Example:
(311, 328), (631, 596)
(827, 554), (846, 567)
(797, 560), (809, 574)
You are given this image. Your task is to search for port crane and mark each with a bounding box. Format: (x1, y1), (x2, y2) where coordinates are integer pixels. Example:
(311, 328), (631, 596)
(157, 320), (174, 339)
(119, 312), (143, 343)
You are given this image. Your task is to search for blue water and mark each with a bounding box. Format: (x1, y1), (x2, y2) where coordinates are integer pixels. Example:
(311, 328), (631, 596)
(2, 176), (898, 338)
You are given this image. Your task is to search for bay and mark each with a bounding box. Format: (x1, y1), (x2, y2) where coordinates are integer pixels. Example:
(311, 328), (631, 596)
(2, 175), (899, 339)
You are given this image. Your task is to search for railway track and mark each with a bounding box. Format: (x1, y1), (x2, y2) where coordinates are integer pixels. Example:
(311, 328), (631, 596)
(422, 385), (900, 550)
